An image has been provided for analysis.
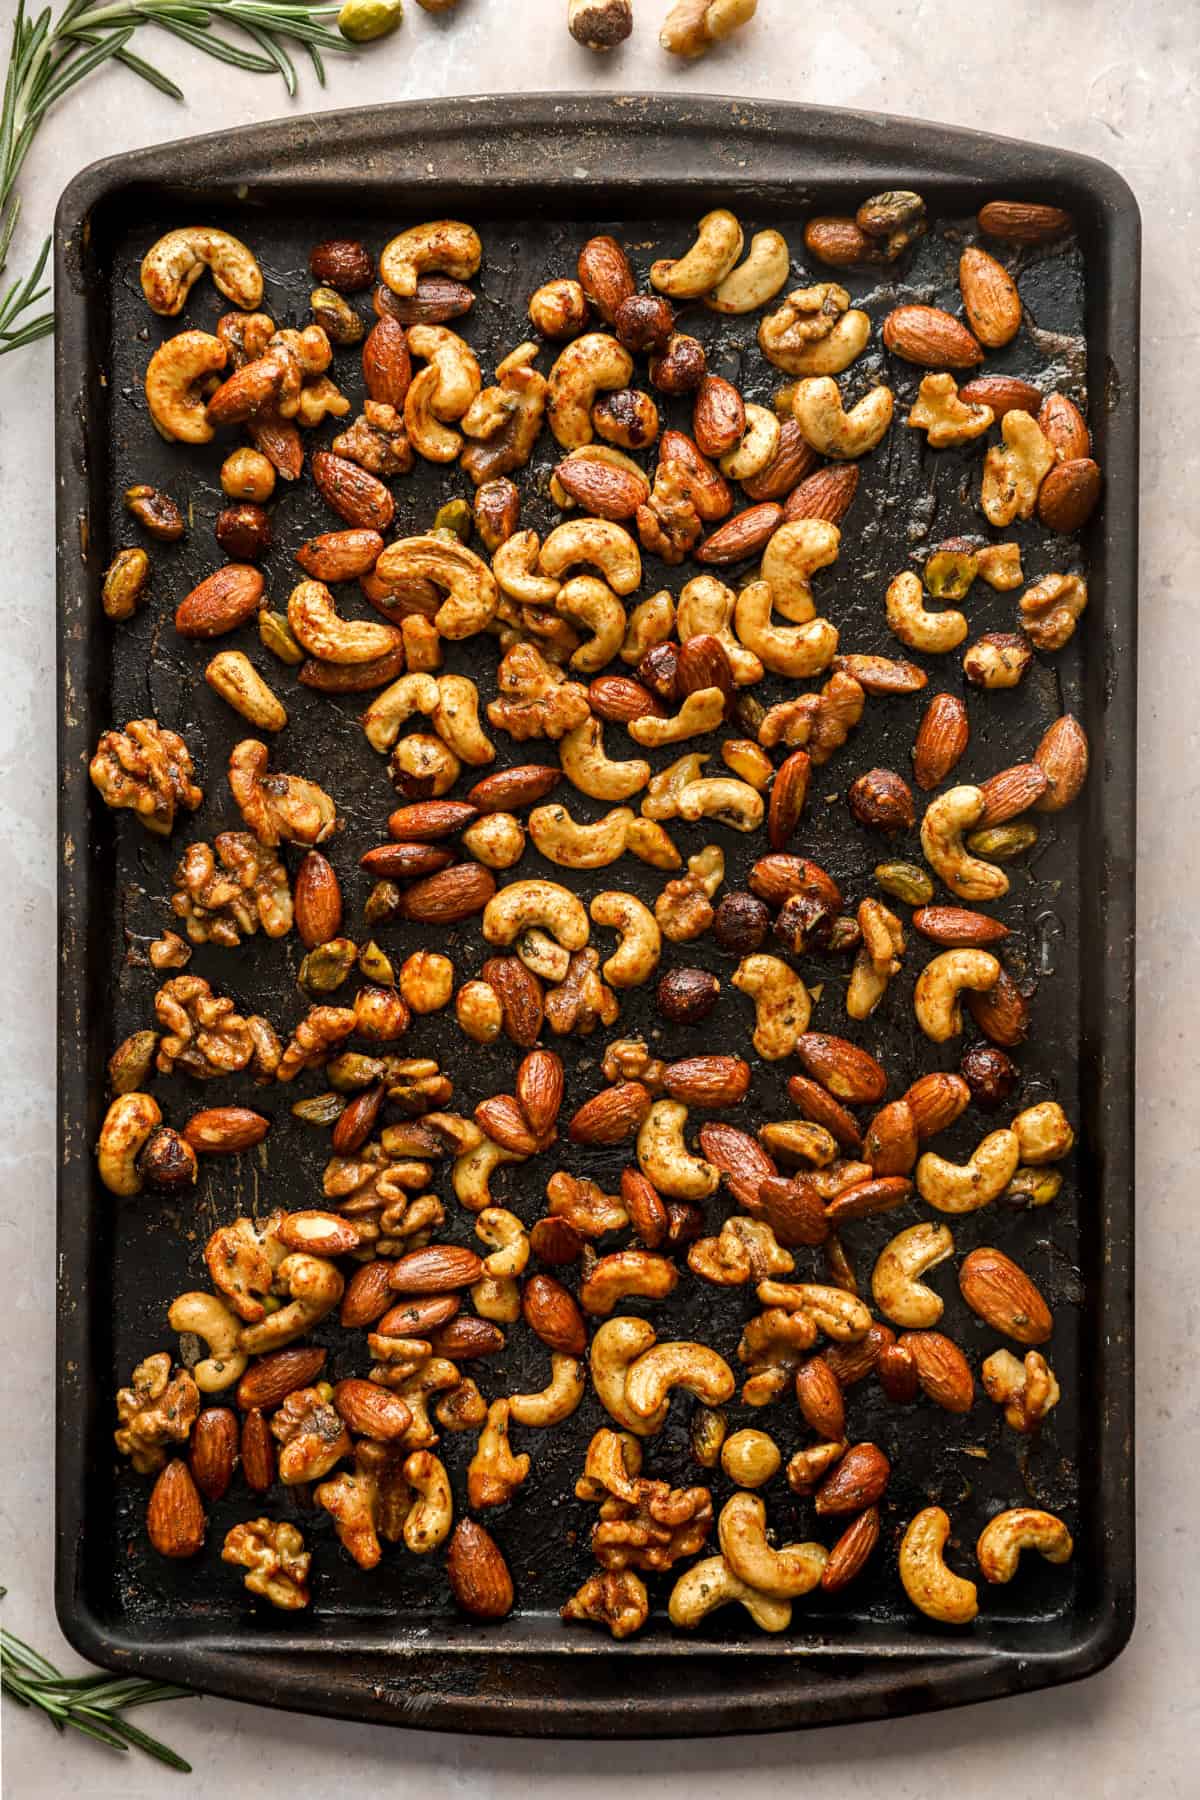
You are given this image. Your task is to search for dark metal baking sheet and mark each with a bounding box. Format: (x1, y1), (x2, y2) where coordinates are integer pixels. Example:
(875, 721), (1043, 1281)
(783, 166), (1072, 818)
(54, 94), (1138, 1736)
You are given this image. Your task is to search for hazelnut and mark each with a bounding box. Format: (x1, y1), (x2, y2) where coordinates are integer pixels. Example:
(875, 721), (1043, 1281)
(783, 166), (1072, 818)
(960, 1042), (1020, 1110)
(309, 237), (375, 293)
(474, 478), (521, 552)
(656, 967), (720, 1025)
(529, 278), (589, 340)
(648, 333), (707, 395)
(136, 1126), (198, 1192)
(712, 891), (770, 954)
(221, 448), (276, 503)
(124, 484), (184, 542)
(775, 893), (835, 955)
(848, 768), (916, 833)
(637, 642), (681, 703)
(614, 293), (676, 354)
(592, 388), (660, 450)
(215, 503), (272, 562)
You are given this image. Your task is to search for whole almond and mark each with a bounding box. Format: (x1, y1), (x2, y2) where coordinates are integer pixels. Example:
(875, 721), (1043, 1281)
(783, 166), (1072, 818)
(447, 1518), (514, 1619)
(676, 634), (735, 700)
(475, 1093), (541, 1156)
(862, 1101), (919, 1176)
(396, 863), (496, 924)
(146, 1459), (206, 1558)
(467, 766), (561, 812)
(697, 503), (784, 565)
(529, 1216), (585, 1264)
(959, 1247), (1053, 1344)
(977, 762), (1050, 826)
(1038, 393), (1090, 462)
(340, 1258), (395, 1328)
(362, 316), (411, 408)
(331, 1085), (385, 1155)
(388, 799), (479, 839)
(876, 1341), (919, 1403)
(295, 529), (384, 582)
(663, 1055), (750, 1107)
(310, 237), (374, 291)
(795, 1356), (846, 1439)
(834, 652), (927, 695)
(768, 748), (811, 851)
(277, 1211), (361, 1256)
(755, 1174), (828, 1247)
(240, 1407), (276, 1491)
(429, 1316), (507, 1359)
(786, 1076), (863, 1152)
(360, 843), (455, 879)
(237, 1347), (327, 1411)
(902, 1071), (971, 1140)
(959, 246), (1022, 348)
(913, 693), (969, 790)
(522, 1273), (587, 1355)
(784, 464), (860, 524)
(587, 674), (663, 723)
(480, 955), (544, 1047)
(388, 1245), (484, 1294)
(821, 1506), (881, 1591)
(189, 1407), (238, 1502)
(693, 374), (746, 460)
(749, 853), (842, 912)
(333, 1378), (414, 1440)
(958, 374), (1043, 419)
(1037, 457), (1101, 533)
(824, 1322), (894, 1388)
(825, 1174), (913, 1226)
(804, 215), (879, 267)
(378, 1295), (461, 1336)
(1033, 714), (1089, 812)
(312, 450), (395, 531)
(567, 1082), (652, 1145)
(883, 305), (983, 369)
(911, 907), (1010, 948)
(516, 1049), (565, 1136)
(577, 235), (636, 323)
(620, 1168), (669, 1248)
(183, 1106), (270, 1153)
(298, 646), (407, 694)
(965, 968), (1029, 1046)
(814, 1441), (890, 1515)
(793, 1033), (887, 1104)
(175, 565), (264, 638)
(376, 275), (475, 326)
(554, 457), (648, 520)
(899, 1331), (975, 1412)
(977, 200), (1072, 243)
(294, 849), (343, 947)
(697, 1122), (777, 1210)
(741, 421), (818, 501)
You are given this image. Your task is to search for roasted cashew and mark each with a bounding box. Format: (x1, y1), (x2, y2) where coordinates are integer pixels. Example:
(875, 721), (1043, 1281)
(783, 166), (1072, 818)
(287, 580), (401, 665)
(719, 403), (781, 479)
(516, 927), (572, 983)
(677, 575), (763, 684)
(871, 1223), (955, 1328)
(917, 1129), (1021, 1213)
(640, 751), (708, 822)
(580, 1250), (679, 1316)
(493, 530), (562, 606)
(433, 674), (495, 765)
(908, 373), (993, 448)
(718, 1494), (828, 1598)
(977, 1508), (1073, 1583)
(539, 518), (642, 596)
(734, 579), (837, 678)
(402, 1450), (454, 1553)
(390, 734), (460, 797)
(374, 535), (499, 640)
(589, 891), (661, 987)
(914, 949), (1001, 1042)
(167, 1291), (248, 1393)
(555, 576), (627, 672)
(530, 803), (633, 869)
(629, 689), (726, 749)
(205, 652), (287, 733)
(1011, 1101), (1075, 1164)
(379, 220), (482, 299)
(650, 209), (744, 299)
(590, 1316), (662, 1435)
(676, 777), (765, 832)
(900, 1506), (979, 1624)
(482, 878), (590, 950)
(886, 571), (968, 654)
(732, 954), (811, 1059)
(141, 226), (263, 316)
(548, 333), (635, 449)
(624, 1340), (735, 1422)
(474, 1207), (530, 1279)
(758, 1121), (838, 1168)
(404, 324), (482, 462)
(756, 1279), (872, 1342)
(97, 1092), (162, 1196)
(453, 1138), (524, 1213)
(560, 718), (651, 801)
(237, 1253), (343, 1354)
(921, 787), (1010, 903)
(361, 672), (440, 754)
(637, 1099), (719, 1199)
(145, 330), (227, 443)
(621, 588), (675, 662)
(508, 1354), (586, 1427)
(760, 519), (841, 624)
(791, 376), (894, 459)
(707, 229), (791, 315)
(668, 1554), (793, 1632)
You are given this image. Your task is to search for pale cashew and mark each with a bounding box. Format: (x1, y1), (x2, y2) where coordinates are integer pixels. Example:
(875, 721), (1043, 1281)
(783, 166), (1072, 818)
(475, 1207), (530, 1278)
(472, 1274), (521, 1323)
(390, 733), (460, 796)
(205, 652), (287, 733)
(977, 1508), (1073, 1584)
(921, 787), (1010, 903)
(433, 674), (495, 765)
(900, 1507), (979, 1624)
(641, 751), (708, 821)
(668, 1555), (793, 1632)
(917, 1129), (1021, 1213)
(539, 518), (642, 596)
(529, 803), (634, 869)
(405, 324), (482, 462)
(508, 1354), (586, 1427)
(580, 1250), (679, 1316)
(167, 1291), (248, 1392)
(493, 531), (562, 607)
(914, 949), (1001, 1042)
(732, 954), (811, 1059)
(626, 817), (683, 869)
(734, 579), (837, 678)
(719, 404), (781, 480)
(145, 330), (227, 443)
(555, 576), (627, 672)
(379, 220), (482, 298)
(236, 1253), (343, 1354)
(361, 672), (440, 754)
(461, 812), (525, 869)
(621, 588), (675, 662)
(886, 571), (968, 654)
(375, 536), (499, 640)
(676, 777), (765, 832)
(628, 688), (726, 748)
(871, 1223), (955, 1328)
(791, 376), (894, 459)
(756, 1279), (872, 1342)
(453, 1137), (524, 1213)
(1011, 1101), (1075, 1164)
(650, 209), (744, 299)
(846, 897), (905, 1021)
(97, 1092), (161, 1196)
(761, 519), (840, 623)
(718, 1494), (828, 1598)
(625, 1340), (735, 1424)
(589, 891), (661, 987)
(908, 373), (993, 448)
(758, 1120), (838, 1168)
(560, 718), (651, 801)
(141, 226), (263, 316)
(706, 229), (791, 315)
(402, 1450), (454, 1553)
(677, 574), (764, 684)
(722, 739), (773, 789)
(590, 1317), (662, 1435)
(548, 333), (635, 448)
(516, 927), (572, 983)
(981, 411), (1055, 526)
(287, 580), (402, 666)
(637, 1099), (719, 1199)
(482, 878), (590, 950)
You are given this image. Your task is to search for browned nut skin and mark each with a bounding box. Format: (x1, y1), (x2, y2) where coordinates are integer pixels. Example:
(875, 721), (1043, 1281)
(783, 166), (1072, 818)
(713, 892), (770, 955)
(848, 769), (915, 832)
(657, 968), (720, 1025)
(960, 1042), (1020, 1109)
(649, 334), (707, 395)
(215, 503), (271, 562)
(474, 478), (521, 551)
(592, 388), (660, 451)
(136, 1126), (198, 1192)
(310, 238), (375, 292)
(615, 293), (675, 354)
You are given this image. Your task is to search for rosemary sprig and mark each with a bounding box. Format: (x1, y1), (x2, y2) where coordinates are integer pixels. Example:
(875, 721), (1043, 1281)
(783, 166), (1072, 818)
(1, 1601), (193, 1771)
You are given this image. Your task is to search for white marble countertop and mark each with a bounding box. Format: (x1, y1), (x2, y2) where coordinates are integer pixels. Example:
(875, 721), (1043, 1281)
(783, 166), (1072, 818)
(1, 0), (1193, 1792)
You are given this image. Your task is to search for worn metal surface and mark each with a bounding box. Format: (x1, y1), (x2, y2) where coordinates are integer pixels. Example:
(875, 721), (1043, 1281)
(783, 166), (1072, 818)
(54, 94), (1138, 1735)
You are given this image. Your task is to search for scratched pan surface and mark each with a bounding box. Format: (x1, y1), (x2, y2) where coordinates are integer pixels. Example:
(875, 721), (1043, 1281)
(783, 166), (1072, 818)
(54, 96), (1138, 1736)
